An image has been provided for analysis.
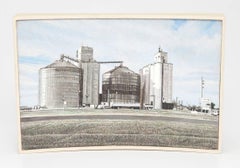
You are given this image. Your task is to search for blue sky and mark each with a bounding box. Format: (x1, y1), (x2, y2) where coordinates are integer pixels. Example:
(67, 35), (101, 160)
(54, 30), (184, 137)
(17, 18), (222, 107)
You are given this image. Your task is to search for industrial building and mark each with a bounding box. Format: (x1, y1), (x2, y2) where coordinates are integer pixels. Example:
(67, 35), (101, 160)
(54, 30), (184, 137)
(39, 46), (173, 110)
(200, 98), (211, 113)
(39, 46), (122, 109)
(139, 48), (173, 109)
(102, 65), (140, 108)
(77, 46), (100, 107)
(39, 58), (83, 108)
(39, 45), (99, 109)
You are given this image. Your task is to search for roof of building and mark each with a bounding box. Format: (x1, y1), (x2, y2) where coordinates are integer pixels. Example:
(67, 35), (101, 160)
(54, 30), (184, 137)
(104, 64), (137, 75)
(43, 59), (79, 69)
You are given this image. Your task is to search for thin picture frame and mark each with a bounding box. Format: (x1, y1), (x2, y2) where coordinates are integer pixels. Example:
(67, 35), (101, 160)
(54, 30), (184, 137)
(14, 14), (224, 153)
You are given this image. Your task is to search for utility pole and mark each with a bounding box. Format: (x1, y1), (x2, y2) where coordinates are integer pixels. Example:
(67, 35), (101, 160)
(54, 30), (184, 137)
(201, 77), (204, 98)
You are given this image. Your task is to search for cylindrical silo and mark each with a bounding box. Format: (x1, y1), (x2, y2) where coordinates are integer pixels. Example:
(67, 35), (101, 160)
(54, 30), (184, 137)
(39, 59), (83, 108)
(102, 65), (140, 105)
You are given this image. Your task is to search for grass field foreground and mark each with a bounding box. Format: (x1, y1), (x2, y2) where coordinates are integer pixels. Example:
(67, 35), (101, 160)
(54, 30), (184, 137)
(20, 109), (219, 150)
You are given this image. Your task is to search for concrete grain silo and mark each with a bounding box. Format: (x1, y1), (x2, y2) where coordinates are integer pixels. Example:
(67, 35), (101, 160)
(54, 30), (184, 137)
(139, 48), (173, 109)
(39, 58), (83, 108)
(102, 65), (140, 108)
(77, 46), (100, 107)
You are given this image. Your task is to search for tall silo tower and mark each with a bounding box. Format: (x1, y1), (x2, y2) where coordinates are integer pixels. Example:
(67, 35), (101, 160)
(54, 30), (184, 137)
(39, 58), (83, 108)
(139, 48), (173, 109)
(77, 46), (100, 107)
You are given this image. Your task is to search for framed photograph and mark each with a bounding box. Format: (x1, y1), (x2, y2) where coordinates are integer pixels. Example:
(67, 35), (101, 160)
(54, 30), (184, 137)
(14, 14), (224, 153)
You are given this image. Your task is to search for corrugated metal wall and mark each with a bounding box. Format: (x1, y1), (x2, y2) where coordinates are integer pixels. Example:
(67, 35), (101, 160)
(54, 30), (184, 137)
(39, 60), (83, 108)
(102, 65), (140, 104)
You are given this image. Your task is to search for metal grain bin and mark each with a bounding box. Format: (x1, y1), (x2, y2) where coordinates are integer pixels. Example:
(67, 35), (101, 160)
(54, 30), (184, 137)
(39, 59), (83, 108)
(102, 65), (140, 106)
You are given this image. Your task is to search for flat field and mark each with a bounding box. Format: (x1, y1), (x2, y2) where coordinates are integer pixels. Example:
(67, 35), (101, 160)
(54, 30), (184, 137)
(20, 109), (219, 151)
